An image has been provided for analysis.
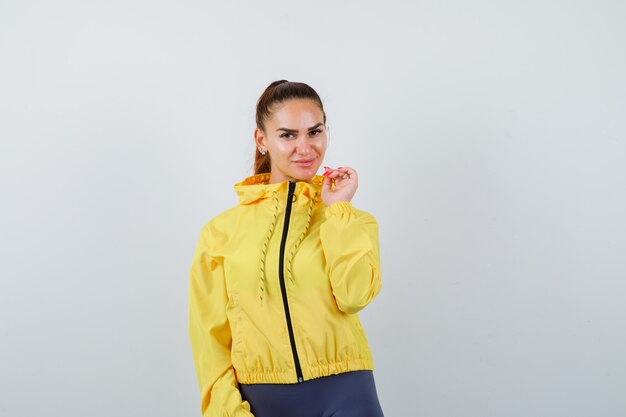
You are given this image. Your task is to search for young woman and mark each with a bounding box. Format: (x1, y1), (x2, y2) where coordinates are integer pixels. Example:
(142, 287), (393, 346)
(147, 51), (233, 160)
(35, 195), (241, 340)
(188, 80), (385, 417)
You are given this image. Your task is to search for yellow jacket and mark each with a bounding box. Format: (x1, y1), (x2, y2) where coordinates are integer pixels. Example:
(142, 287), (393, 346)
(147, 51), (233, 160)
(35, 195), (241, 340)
(188, 172), (383, 417)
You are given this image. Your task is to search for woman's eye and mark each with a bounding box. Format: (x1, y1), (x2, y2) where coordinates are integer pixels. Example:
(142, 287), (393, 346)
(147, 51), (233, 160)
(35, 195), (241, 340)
(281, 130), (322, 139)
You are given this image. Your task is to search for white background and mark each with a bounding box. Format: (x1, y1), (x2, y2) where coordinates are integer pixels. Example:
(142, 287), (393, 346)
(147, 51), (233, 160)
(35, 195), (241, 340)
(1, 1), (625, 416)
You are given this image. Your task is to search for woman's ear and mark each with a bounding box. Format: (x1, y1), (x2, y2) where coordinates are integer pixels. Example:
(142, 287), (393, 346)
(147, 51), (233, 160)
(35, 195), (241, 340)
(254, 127), (266, 150)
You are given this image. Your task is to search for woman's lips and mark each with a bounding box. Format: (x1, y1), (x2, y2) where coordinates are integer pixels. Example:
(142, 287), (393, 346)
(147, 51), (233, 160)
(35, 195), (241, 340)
(294, 158), (315, 167)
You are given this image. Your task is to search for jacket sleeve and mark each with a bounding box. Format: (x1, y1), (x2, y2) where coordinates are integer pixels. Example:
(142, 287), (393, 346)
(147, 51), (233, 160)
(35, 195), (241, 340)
(319, 201), (382, 314)
(188, 222), (254, 417)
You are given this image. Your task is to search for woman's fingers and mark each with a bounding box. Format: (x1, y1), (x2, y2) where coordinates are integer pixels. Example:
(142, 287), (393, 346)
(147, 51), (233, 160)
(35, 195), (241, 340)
(323, 166), (350, 180)
(324, 170), (348, 180)
(320, 166), (358, 204)
(322, 167), (346, 178)
(336, 167), (352, 179)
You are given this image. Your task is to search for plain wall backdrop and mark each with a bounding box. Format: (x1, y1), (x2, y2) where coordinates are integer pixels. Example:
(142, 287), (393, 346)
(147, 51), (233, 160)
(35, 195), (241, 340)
(1, 0), (625, 416)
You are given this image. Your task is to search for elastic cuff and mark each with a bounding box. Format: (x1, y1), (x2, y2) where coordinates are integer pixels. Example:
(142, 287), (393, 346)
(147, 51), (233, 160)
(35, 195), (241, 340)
(325, 201), (353, 215)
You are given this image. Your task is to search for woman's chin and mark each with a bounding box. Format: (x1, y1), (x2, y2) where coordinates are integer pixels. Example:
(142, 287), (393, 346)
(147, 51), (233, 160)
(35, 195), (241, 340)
(293, 165), (318, 174)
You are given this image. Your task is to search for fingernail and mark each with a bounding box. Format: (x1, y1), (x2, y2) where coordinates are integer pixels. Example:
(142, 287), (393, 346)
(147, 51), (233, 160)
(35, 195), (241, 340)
(323, 166), (331, 170)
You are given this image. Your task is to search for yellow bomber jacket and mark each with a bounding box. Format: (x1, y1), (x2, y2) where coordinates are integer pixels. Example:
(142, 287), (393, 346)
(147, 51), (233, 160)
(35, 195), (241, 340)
(188, 172), (383, 417)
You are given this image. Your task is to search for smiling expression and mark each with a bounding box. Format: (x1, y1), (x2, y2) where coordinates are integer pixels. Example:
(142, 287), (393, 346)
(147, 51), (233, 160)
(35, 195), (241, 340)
(255, 98), (328, 184)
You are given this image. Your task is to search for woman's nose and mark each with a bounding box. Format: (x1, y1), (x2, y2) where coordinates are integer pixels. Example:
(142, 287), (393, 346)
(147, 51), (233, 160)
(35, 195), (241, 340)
(296, 136), (313, 154)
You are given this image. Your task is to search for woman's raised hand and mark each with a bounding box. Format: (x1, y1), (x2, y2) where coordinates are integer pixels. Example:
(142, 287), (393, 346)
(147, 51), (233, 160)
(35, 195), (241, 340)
(320, 166), (358, 206)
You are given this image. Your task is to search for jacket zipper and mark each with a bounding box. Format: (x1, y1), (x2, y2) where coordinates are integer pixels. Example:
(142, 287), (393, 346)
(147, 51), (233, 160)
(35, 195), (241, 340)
(278, 180), (304, 383)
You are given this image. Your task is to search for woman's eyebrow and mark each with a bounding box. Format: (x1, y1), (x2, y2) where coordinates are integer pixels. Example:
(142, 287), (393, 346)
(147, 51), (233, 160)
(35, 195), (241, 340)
(276, 122), (323, 133)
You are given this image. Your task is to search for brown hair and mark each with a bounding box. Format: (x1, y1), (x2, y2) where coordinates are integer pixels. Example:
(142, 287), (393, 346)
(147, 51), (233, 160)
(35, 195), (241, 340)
(254, 80), (327, 175)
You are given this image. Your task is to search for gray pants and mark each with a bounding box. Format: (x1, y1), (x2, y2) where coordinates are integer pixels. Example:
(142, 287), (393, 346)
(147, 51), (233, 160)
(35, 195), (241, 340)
(239, 370), (385, 417)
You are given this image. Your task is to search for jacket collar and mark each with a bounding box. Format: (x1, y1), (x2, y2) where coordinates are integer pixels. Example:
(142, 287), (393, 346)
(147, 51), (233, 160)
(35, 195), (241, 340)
(233, 172), (325, 206)
(232, 172), (325, 304)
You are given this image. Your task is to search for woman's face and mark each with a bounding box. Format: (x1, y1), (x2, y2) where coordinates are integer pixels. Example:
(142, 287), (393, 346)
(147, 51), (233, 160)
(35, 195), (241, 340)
(255, 98), (328, 184)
